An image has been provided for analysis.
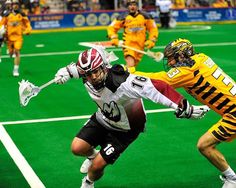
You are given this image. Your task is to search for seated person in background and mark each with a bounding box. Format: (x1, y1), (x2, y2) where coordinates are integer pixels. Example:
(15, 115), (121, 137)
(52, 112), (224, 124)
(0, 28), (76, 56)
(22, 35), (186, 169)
(212, 0), (229, 7)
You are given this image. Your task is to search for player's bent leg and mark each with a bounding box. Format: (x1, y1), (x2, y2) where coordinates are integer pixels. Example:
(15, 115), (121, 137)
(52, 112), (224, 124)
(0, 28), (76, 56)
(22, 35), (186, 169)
(197, 131), (228, 171)
(71, 137), (94, 156)
(88, 153), (107, 181)
(81, 153), (107, 188)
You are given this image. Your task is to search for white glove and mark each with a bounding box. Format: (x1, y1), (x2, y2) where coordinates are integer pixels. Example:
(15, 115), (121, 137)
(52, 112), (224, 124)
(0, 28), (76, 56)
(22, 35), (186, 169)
(55, 67), (71, 84)
(175, 99), (210, 119)
(55, 63), (80, 84)
(191, 105), (210, 119)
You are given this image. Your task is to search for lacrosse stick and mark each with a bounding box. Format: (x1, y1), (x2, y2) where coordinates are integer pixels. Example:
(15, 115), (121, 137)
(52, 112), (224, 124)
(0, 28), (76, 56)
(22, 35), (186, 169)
(118, 42), (164, 62)
(18, 78), (57, 106)
(79, 41), (164, 62)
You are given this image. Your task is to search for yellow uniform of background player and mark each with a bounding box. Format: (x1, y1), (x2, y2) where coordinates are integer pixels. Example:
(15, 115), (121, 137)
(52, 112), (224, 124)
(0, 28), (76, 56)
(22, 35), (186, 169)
(132, 38), (236, 187)
(0, 0), (32, 76)
(107, 0), (158, 68)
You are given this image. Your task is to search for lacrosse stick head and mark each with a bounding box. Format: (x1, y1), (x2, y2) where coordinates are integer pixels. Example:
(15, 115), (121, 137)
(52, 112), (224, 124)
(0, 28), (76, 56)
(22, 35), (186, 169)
(147, 50), (164, 62)
(19, 80), (40, 106)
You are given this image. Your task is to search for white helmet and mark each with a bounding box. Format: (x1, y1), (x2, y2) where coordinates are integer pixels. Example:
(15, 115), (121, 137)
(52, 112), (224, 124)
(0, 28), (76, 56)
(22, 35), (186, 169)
(77, 47), (109, 90)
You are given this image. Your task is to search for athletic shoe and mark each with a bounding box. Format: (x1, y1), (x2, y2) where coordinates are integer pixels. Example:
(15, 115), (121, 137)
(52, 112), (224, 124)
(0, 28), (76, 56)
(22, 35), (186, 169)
(80, 149), (99, 174)
(80, 177), (94, 188)
(13, 69), (19, 77)
(220, 175), (236, 188)
(80, 159), (92, 174)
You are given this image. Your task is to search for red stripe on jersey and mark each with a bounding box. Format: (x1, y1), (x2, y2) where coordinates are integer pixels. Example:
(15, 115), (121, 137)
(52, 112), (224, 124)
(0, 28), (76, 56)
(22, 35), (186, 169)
(151, 79), (183, 105)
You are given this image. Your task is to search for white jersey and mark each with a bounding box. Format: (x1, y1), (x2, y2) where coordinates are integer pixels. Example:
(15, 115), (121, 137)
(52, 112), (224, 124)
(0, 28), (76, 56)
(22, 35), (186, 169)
(84, 65), (182, 132)
(156, 0), (172, 13)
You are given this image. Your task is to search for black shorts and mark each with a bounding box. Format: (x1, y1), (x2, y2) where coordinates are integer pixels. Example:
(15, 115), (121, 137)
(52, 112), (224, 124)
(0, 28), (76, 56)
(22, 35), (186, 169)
(76, 114), (143, 164)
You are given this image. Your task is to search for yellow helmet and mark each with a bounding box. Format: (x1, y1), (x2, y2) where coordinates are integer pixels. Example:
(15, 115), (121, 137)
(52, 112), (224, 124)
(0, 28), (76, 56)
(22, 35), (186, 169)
(127, 0), (138, 6)
(164, 38), (194, 59)
(12, 0), (19, 3)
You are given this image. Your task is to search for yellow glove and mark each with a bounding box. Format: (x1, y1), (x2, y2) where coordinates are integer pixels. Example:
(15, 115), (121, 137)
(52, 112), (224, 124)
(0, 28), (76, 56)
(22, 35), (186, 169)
(111, 38), (119, 46)
(24, 28), (31, 35)
(145, 40), (155, 49)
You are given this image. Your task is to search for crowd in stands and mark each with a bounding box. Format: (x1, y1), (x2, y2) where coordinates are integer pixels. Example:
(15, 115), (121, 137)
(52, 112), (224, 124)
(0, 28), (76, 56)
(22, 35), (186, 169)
(0, 0), (234, 15)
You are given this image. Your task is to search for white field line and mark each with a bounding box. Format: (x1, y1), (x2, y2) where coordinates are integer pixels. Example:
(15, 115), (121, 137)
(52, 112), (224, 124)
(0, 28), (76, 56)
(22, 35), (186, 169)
(0, 124), (46, 188)
(0, 108), (174, 188)
(1, 106), (204, 126)
(1, 42), (236, 59)
(1, 108), (175, 125)
(0, 105), (208, 187)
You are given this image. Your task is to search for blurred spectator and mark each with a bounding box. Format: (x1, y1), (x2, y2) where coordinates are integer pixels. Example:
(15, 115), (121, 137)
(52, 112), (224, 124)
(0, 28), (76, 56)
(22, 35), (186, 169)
(142, 0), (156, 9)
(212, 0), (228, 7)
(67, 0), (86, 12)
(99, 0), (114, 9)
(172, 0), (186, 8)
(30, 0), (41, 14)
(40, 0), (50, 14)
(186, 0), (200, 7)
(195, 0), (210, 6)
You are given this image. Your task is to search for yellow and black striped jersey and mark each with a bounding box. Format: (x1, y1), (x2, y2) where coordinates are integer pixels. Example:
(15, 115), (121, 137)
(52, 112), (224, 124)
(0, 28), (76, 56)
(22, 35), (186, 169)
(134, 53), (236, 116)
(107, 10), (158, 47)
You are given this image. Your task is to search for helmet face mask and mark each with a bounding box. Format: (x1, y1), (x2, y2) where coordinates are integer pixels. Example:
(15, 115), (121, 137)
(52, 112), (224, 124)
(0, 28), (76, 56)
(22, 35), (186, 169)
(127, 0), (138, 14)
(77, 48), (108, 90)
(163, 38), (195, 70)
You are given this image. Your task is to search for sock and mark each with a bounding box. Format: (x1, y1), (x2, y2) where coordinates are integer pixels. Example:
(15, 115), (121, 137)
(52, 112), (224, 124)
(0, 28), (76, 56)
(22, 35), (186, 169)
(85, 175), (94, 184)
(14, 65), (19, 71)
(87, 148), (98, 160)
(222, 167), (236, 180)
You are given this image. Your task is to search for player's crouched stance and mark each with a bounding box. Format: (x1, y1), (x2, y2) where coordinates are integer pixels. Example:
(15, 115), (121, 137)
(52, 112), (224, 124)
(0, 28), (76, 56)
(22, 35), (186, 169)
(54, 46), (209, 188)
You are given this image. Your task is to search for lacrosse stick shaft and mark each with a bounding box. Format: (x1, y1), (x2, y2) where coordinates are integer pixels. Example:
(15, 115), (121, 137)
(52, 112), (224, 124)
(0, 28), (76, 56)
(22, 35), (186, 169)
(39, 78), (59, 90)
(119, 44), (148, 55)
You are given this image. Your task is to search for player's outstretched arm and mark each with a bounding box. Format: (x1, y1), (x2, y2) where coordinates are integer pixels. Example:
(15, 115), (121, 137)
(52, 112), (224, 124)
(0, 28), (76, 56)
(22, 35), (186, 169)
(55, 63), (80, 84)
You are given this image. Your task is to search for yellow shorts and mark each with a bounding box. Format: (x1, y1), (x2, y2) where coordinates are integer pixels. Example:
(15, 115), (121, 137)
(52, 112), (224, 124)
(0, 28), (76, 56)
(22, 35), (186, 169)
(208, 113), (236, 142)
(123, 41), (144, 63)
(7, 39), (23, 52)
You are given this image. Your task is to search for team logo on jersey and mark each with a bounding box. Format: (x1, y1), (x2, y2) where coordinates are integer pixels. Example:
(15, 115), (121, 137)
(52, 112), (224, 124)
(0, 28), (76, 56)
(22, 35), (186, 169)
(102, 101), (121, 122)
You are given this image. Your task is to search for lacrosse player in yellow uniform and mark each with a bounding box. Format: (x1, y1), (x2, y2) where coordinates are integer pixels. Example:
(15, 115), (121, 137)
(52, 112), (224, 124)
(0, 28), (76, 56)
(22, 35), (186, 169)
(131, 38), (236, 187)
(0, 0), (32, 76)
(107, 0), (158, 68)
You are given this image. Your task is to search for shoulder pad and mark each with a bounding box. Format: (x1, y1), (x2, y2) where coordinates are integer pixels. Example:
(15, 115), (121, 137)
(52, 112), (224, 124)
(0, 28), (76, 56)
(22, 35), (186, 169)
(20, 10), (26, 16)
(139, 11), (153, 19)
(14, 9), (26, 16)
(116, 12), (129, 21)
(110, 64), (128, 75)
(105, 64), (130, 93)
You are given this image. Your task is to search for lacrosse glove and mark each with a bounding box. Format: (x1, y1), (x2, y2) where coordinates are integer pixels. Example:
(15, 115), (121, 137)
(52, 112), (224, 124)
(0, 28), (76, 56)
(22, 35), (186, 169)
(175, 99), (210, 119)
(55, 63), (80, 84)
(144, 40), (155, 49)
(55, 67), (71, 84)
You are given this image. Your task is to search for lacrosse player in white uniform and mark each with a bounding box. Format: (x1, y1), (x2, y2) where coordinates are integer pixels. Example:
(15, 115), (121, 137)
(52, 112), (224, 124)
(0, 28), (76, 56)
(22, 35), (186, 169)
(54, 46), (209, 188)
